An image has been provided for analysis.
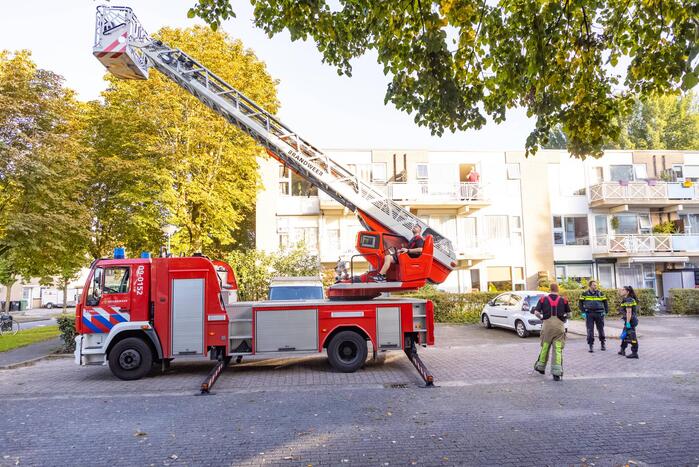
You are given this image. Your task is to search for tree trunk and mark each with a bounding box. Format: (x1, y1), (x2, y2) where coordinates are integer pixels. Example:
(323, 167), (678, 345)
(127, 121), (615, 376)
(62, 281), (68, 315)
(4, 279), (14, 313)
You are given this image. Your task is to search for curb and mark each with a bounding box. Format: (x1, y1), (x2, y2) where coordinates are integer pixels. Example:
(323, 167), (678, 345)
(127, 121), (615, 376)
(0, 352), (72, 371)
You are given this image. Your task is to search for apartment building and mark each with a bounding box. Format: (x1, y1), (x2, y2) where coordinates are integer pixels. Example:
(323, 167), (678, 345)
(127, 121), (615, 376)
(256, 148), (699, 300)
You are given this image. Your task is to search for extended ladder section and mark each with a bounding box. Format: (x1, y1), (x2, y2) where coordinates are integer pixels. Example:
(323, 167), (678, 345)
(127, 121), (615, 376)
(93, 6), (457, 282)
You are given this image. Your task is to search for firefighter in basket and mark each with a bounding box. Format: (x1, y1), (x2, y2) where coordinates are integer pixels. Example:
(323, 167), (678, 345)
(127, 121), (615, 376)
(375, 224), (424, 282)
(533, 283), (571, 381)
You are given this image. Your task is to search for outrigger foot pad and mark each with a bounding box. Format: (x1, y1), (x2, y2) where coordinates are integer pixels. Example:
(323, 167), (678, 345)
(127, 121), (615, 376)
(404, 339), (435, 387)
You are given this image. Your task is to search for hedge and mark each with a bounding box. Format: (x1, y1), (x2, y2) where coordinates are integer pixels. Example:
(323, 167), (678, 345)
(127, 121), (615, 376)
(667, 289), (699, 315)
(56, 315), (77, 352)
(407, 287), (656, 324)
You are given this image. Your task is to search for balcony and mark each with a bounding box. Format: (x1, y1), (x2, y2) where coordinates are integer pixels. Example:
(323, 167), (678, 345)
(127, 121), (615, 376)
(593, 234), (699, 260)
(589, 181), (699, 208)
(319, 182), (489, 211)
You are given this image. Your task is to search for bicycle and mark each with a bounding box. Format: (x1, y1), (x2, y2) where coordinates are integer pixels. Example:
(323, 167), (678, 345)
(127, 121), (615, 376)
(0, 311), (20, 336)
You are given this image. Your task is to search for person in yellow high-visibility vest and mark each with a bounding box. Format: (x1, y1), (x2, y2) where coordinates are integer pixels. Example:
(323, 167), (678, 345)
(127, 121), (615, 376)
(533, 284), (571, 381)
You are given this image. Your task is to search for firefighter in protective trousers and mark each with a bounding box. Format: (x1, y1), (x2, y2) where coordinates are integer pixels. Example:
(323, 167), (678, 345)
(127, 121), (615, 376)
(533, 284), (570, 381)
(579, 280), (608, 352)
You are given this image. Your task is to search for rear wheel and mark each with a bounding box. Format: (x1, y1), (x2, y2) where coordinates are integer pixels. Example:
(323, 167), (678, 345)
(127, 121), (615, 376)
(108, 337), (153, 380)
(45, 303), (54, 309)
(482, 314), (492, 329)
(327, 330), (368, 373)
(515, 320), (530, 338)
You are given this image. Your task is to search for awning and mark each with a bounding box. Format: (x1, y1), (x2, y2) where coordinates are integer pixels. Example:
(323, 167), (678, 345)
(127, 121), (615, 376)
(627, 256), (689, 263)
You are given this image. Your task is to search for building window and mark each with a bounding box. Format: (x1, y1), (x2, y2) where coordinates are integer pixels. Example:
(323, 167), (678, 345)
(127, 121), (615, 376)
(278, 165), (291, 195)
(511, 216), (523, 245)
(487, 266), (512, 292)
(592, 167), (603, 183)
(552, 215), (589, 245)
(614, 213), (651, 235)
(506, 163), (521, 180)
(416, 163), (429, 180)
(555, 263), (593, 283)
(485, 216), (510, 241)
(633, 164), (648, 180)
(371, 163), (387, 182)
(327, 228), (340, 252)
(610, 165), (634, 182)
(672, 164), (684, 181)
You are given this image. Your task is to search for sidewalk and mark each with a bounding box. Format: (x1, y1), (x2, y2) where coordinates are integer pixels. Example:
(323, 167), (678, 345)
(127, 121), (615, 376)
(0, 337), (63, 369)
(567, 318), (632, 338)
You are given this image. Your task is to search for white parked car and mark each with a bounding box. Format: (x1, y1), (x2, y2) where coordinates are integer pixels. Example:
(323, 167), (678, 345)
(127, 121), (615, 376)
(481, 291), (568, 338)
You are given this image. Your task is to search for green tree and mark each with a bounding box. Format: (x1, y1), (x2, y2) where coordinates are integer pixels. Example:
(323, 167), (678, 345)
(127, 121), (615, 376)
(189, 0), (697, 158)
(227, 245), (321, 301)
(616, 92), (699, 150)
(92, 26), (279, 258)
(0, 51), (91, 311)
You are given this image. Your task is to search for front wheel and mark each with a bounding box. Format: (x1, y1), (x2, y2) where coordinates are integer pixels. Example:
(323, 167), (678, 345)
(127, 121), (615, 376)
(45, 303), (53, 309)
(0, 320), (20, 336)
(108, 337), (153, 380)
(327, 330), (368, 373)
(515, 320), (530, 338)
(482, 314), (492, 329)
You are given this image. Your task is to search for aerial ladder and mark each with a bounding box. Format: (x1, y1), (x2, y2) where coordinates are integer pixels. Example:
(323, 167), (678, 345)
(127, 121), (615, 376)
(93, 6), (457, 300)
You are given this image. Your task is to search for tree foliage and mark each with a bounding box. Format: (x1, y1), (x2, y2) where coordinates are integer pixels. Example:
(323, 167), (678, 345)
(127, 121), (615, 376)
(227, 245), (321, 301)
(0, 51), (90, 309)
(190, 0), (698, 158)
(548, 92), (699, 150)
(89, 26), (279, 258)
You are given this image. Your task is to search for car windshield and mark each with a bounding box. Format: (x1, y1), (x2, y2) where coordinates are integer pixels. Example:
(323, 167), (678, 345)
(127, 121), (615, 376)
(269, 286), (324, 300)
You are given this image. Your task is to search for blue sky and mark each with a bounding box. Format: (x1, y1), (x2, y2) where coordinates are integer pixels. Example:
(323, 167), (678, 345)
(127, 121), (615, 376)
(0, 0), (535, 150)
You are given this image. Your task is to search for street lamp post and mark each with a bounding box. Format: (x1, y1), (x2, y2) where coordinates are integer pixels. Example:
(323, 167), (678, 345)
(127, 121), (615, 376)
(162, 224), (179, 256)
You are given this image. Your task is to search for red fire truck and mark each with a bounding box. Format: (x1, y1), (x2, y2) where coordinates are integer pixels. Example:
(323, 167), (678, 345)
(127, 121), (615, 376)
(77, 6), (459, 391)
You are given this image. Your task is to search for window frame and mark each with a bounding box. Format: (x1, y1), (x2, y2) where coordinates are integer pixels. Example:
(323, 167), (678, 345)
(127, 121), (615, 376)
(416, 163), (429, 180)
(552, 215), (590, 246)
(371, 162), (387, 182)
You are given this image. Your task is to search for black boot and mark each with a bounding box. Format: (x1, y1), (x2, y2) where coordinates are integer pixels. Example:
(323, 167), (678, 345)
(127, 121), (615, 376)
(588, 344), (594, 353)
(553, 375), (562, 381)
(626, 352), (639, 359)
(601, 341), (606, 351)
(618, 349), (625, 356)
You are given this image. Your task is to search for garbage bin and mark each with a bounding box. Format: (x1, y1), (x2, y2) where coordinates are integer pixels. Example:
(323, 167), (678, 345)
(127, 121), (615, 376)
(19, 299), (28, 311)
(9, 301), (20, 311)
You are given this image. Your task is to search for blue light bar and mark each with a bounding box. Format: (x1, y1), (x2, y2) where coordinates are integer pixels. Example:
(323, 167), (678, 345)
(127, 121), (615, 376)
(140, 251), (151, 258)
(114, 247), (126, 259)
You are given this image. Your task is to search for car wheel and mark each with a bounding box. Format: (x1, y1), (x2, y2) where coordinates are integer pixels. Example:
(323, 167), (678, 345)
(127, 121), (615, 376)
(45, 303), (53, 309)
(515, 320), (530, 338)
(327, 330), (368, 373)
(482, 314), (492, 329)
(108, 337), (153, 380)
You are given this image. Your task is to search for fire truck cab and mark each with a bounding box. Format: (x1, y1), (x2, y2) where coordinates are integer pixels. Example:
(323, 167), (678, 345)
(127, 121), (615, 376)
(75, 253), (434, 382)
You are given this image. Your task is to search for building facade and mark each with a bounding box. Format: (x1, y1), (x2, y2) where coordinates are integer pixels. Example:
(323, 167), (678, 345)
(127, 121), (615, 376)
(256, 149), (699, 301)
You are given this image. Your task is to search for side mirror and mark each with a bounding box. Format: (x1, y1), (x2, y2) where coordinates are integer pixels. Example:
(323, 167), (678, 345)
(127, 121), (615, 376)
(488, 300), (495, 306)
(86, 295), (100, 306)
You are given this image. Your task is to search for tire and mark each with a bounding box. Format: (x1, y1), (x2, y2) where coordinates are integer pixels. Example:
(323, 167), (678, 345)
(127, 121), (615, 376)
(482, 314), (492, 329)
(108, 337), (153, 380)
(515, 320), (530, 338)
(327, 330), (368, 373)
(45, 303), (53, 309)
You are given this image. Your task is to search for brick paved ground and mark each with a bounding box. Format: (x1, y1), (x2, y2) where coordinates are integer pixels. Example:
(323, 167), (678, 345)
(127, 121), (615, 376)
(1, 317), (698, 466)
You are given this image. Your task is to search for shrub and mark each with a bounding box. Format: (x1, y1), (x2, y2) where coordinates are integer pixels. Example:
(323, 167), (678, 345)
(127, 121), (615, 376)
(667, 289), (699, 314)
(560, 288), (656, 319)
(56, 315), (76, 352)
(407, 286), (656, 324)
(407, 286), (499, 324)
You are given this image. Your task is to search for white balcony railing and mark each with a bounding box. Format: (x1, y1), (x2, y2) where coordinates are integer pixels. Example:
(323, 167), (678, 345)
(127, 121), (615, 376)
(589, 181), (699, 203)
(593, 234), (699, 254)
(387, 182), (486, 202)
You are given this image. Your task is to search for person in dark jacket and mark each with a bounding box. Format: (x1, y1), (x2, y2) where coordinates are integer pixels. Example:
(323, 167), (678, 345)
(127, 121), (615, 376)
(375, 224), (424, 282)
(533, 283), (571, 381)
(579, 280), (608, 352)
(618, 286), (640, 359)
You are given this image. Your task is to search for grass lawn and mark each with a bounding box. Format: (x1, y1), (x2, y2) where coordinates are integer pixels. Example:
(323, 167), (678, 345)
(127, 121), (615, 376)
(0, 325), (60, 352)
